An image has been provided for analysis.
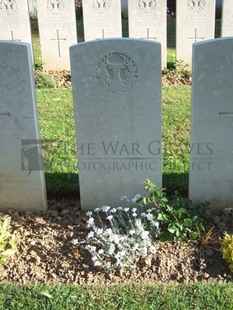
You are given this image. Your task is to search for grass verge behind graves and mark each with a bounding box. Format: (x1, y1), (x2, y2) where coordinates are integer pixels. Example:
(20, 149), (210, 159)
(36, 86), (191, 196)
(0, 282), (232, 310)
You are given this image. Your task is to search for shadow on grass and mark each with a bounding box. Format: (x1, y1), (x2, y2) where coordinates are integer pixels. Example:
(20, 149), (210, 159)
(167, 18), (176, 49)
(163, 172), (189, 198)
(45, 172), (189, 200)
(45, 172), (79, 199)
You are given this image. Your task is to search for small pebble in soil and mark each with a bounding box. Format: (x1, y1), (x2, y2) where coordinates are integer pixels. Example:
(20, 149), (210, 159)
(217, 222), (227, 230)
(60, 210), (70, 217)
(206, 249), (214, 257)
(212, 215), (220, 224)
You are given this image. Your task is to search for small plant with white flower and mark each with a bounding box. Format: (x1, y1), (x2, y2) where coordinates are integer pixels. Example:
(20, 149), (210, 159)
(71, 198), (160, 270)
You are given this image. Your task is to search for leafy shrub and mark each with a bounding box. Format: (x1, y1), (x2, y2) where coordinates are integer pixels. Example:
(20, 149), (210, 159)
(137, 179), (209, 242)
(34, 62), (55, 89)
(0, 217), (19, 265)
(71, 204), (160, 269)
(35, 70), (55, 89)
(221, 233), (233, 272)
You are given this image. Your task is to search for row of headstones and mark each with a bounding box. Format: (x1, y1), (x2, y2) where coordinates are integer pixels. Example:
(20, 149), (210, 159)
(1, 0), (233, 70)
(1, 37), (233, 212)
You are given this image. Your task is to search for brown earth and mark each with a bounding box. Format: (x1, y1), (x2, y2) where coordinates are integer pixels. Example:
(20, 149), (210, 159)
(48, 70), (72, 89)
(47, 70), (191, 89)
(0, 200), (232, 285)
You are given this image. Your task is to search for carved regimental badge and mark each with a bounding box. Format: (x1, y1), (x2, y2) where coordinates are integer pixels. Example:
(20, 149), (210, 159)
(0, 0), (17, 14)
(187, 0), (205, 12)
(138, 0), (156, 13)
(92, 0), (111, 12)
(96, 53), (138, 94)
(47, 0), (64, 14)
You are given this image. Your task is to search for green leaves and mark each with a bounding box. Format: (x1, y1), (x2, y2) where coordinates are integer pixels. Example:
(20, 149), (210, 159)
(0, 216), (19, 265)
(138, 179), (209, 242)
(221, 233), (233, 272)
(157, 213), (167, 221)
(144, 178), (156, 192)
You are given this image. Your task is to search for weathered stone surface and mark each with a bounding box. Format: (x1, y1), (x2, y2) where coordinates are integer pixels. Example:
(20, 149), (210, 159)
(70, 39), (162, 210)
(189, 38), (233, 211)
(0, 42), (47, 211)
(176, 0), (215, 66)
(128, 0), (167, 68)
(37, 0), (77, 70)
(0, 0), (32, 45)
(82, 0), (122, 41)
(222, 0), (233, 37)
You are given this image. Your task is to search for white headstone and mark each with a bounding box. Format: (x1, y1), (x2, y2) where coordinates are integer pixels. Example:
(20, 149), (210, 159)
(70, 39), (162, 210)
(221, 0), (233, 37)
(176, 0), (216, 66)
(128, 0), (167, 68)
(0, 42), (47, 211)
(0, 0), (32, 45)
(189, 38), (233, 211)
(37, 0), (77, 70)
(82, 0), (122, 41)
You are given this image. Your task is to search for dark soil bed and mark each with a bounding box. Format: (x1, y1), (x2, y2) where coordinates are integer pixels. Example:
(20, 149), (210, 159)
(0, 200), (232, 285)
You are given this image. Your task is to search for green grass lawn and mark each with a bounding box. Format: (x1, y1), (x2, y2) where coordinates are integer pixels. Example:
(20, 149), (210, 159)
(0, 282), (233, 310)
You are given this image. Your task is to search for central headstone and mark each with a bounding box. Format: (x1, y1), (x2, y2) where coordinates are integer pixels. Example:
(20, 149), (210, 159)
(82, 0), (122, 41)
(176, 0), (216, 66)
(37, 0), (77, 70)
(0, 42), (47, 211)
(222, 0), (233, 37)
(0, 0), (32, 45)
(70, 39), (162, 210)
(128, 0), (167, 68)
(189, 38), (233, 211)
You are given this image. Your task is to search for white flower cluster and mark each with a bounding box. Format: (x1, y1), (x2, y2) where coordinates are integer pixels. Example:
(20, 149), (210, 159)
(71, 197), (160, 269)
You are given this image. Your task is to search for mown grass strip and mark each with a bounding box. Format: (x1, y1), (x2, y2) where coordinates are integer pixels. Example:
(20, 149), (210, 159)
(0, 282), (232, 310)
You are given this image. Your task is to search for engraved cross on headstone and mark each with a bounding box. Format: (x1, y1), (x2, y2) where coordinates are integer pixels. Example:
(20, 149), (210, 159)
(50, 29), (66, 57)
(141, 28), (156, 40)
(219, 112), (233, 117)
(188, 28), (204, 43)
(11, 31), (21, 41)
